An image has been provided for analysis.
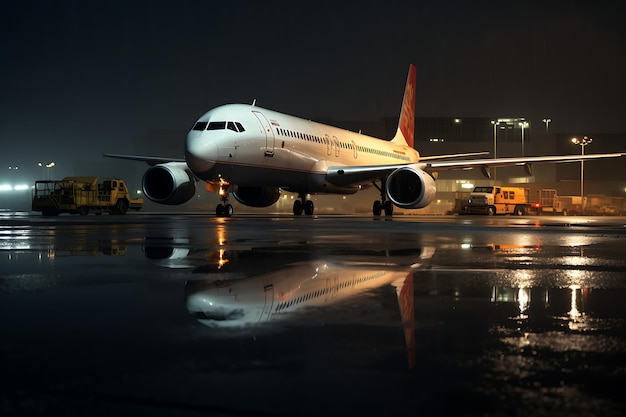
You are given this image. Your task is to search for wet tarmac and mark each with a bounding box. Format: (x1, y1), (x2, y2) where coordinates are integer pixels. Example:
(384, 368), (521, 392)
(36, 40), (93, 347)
(1, 213), (625, 416)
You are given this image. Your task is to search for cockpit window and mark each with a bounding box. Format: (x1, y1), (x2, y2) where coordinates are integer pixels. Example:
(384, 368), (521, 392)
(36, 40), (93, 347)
(192, 121), (208, 131)
(208, 121), (227, 130)
(206, 121), (246, 132)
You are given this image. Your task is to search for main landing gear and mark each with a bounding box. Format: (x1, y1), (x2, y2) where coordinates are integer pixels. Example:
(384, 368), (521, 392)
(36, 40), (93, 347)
(293, 193), (314, 215)
(372, 179), (394, 216)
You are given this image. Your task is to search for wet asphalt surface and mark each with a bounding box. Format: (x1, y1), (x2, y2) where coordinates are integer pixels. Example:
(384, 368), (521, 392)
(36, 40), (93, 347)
(1, 213), (625, 416)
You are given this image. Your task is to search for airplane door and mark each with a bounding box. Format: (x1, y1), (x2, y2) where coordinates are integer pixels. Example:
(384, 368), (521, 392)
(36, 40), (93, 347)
(252, 111), (276, 157)
(260, 283), (274, 322)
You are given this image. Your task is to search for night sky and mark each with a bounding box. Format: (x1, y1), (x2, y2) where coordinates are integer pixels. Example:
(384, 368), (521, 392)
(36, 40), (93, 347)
(2, 0), (625, 180)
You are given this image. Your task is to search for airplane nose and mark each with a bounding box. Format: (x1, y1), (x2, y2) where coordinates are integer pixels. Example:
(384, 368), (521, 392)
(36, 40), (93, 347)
(185, 133), (217, 175)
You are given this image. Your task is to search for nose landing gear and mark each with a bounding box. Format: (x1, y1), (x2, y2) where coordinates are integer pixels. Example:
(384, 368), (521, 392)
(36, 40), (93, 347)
(216, 201), (233, 217)
(215, 184), (233, 217)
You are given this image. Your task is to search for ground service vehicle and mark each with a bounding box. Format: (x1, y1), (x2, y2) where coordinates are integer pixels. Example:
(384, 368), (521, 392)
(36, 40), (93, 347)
(32, 176), (143, 216)
(527, 189), (569, 216)
(463, 186), (530, 216)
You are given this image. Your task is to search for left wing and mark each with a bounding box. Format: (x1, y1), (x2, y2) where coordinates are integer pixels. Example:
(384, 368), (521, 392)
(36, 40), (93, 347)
(326, 152), (624, 187)
(427, 152), (624, 169)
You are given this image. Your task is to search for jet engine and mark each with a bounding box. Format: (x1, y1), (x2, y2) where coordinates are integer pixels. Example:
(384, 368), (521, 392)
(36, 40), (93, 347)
(385, 165), (436, 209)
(233, 186), (280, 207)
(142, 162), (196, 205)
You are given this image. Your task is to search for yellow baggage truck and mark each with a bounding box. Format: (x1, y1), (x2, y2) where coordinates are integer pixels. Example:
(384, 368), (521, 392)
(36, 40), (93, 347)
(32, 176), (143, 216)
(463, 186), (530, 216)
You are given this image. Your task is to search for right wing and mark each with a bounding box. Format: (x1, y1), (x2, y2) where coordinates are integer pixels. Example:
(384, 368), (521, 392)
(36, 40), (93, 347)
(103, 153), (186, 166)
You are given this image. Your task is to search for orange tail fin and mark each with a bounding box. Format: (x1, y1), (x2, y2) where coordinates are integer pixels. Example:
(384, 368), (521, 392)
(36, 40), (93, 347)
(391, 64), (416, 148)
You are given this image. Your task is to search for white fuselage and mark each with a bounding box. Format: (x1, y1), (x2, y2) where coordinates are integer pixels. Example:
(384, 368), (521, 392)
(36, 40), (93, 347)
(185, 104), (420, 194)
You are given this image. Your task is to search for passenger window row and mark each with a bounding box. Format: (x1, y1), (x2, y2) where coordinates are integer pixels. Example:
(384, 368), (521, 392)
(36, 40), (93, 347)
(274, 271), (386, 312)
(275, 127), (410, 161)
(276, 127), (327, 145)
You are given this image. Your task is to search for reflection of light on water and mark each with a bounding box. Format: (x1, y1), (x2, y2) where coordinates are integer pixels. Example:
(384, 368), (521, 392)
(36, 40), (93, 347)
(565, 269), (585, 289)
(216, 225), (227, 246)
(513, 234), (537, 247)
(562, 236), (593, 247)
(565, 248), (589, 267)
(511, 270), (533, 289)
(568, 285), (581, 320)
(518, 287), (530, 317)
(217, 249), (229, 269)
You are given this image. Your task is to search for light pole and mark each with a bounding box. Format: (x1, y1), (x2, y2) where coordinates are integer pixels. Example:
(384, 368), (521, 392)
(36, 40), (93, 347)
(571, 136), (592, 204)
(491, 120), (498, 159)
(542, 118), (551, 134)
(518, 121), (528, 156)
(491, 120), (499, 180)
(45, 162), (55, 180)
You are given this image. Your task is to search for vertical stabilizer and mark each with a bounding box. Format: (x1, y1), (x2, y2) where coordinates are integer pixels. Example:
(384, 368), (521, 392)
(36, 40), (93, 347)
(391, 64), (416, 148)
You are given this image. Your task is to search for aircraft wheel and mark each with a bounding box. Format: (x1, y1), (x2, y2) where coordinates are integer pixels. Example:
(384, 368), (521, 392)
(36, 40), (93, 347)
(216, 204), (224, 217)
(383, 200), (394, 216)
(373, 200), (382, 216)
(293, 200), (303, 215)
(304, 200), (314, 215)
(223, 204), (233, 217)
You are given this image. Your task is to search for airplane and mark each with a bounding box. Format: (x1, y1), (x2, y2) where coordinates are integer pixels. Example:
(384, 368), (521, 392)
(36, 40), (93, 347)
(105, 64), (624, 217)
(184, 247), (431, 368)
(184, 248), (433, 329)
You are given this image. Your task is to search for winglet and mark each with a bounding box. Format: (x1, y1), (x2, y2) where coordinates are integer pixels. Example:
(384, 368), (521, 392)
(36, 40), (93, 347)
(391, 64), (416, 149)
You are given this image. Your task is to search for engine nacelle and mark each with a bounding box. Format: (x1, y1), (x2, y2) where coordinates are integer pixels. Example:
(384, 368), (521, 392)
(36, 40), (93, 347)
(233, 186), (280, 208)
(385, 165), (436, 209)
(142, 162), (196, 205)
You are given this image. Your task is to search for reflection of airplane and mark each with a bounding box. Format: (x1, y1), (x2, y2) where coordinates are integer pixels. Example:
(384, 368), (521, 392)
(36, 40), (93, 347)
(186, 248), (434, 368)
(45, 240), (128, 257)
(105, 64), (623, 217)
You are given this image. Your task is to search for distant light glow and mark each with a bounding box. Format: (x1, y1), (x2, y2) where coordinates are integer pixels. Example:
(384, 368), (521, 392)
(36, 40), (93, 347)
(569, 285), (582, 319)
(14, 184), (29, 191)
(461, 183), (474, 189)
(518, 287), (530, 316)
(0, 184), (12, 191)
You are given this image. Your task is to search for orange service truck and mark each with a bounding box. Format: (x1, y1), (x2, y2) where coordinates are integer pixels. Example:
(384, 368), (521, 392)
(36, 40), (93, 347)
(463, 186), (530, 216)
(32, 176), (143, 216)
